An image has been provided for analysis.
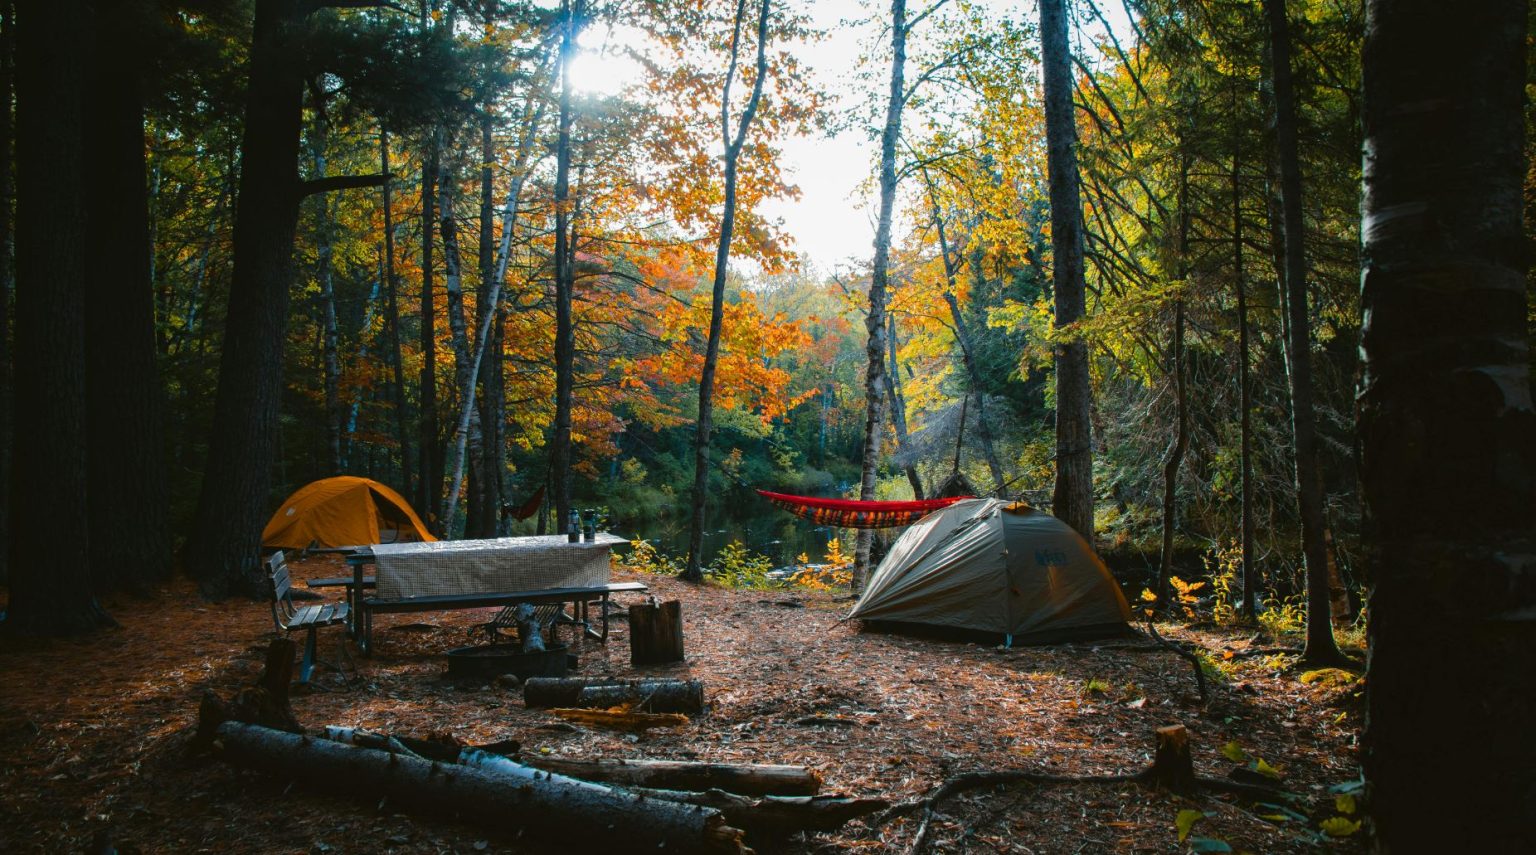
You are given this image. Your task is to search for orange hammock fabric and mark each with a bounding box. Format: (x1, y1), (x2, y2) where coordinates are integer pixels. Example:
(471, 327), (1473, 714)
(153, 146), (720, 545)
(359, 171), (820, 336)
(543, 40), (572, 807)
(755, 489), (972, 529)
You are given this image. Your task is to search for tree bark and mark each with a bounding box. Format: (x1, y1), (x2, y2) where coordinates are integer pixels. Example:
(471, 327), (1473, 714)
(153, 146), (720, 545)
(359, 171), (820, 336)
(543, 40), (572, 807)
(520, 756), (821, 797)
(437, 151), (482, 535)
(856, 0), (907, 587)
(630, 598), (685, 665)
(211, 725), (746, 852)
(549, 0), (581, 536)
(474, 112), (502, 539)
(1041, 0), (1093, 542)
(418, 132), (442, 533)
(380, 132), (414, 498)
(624, 788), (885, 837)
(1231, 109), (1258, 619)
(1261, 0), (1344, 664)
(0, 2), (15, 586)
(523, 677), (705, 713)
(884, 312), (924, 499)
(184, 0), (310, 599)
(1153, 159), (1191, 611)
(685, 0), (771, 580)
(1360, 1), (1536, 848)
(310, 110), (344, 473)
(4, 0), (114, 633)
(84, 0), (170, 596)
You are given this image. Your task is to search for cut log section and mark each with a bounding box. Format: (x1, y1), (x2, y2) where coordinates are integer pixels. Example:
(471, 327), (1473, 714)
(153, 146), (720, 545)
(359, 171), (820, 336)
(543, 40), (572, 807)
(524, 677), (704, 713)
(194, 638), (302, 749)
(521, 756), (823, 797)
(210, 722), (746, 853)
(547, 707), (689, 731)
(630, 599), (684, 665)
(627, 787), (887, 837)
(1147, 724), (1197, 795)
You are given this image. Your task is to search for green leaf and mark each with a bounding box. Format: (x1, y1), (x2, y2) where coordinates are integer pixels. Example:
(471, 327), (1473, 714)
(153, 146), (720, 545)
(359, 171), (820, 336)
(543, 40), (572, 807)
(1189, 838), (1233, 853)
(1254, 757), (1283, 779)
(1320, 816), (1362, 837)
(1328, 778), (1366, 796)
(1220, 741), (1247, 762)
(1175, 809), (1204, 842)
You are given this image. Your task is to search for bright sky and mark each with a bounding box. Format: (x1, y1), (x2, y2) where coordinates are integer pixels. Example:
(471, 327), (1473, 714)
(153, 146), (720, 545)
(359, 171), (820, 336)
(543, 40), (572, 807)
(570, 1), (1133, 276)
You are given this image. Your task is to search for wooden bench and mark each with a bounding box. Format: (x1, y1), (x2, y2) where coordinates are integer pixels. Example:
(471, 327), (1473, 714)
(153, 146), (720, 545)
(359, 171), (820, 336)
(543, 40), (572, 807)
(267, 551), (350, 683)
(359, 581), (648, 655)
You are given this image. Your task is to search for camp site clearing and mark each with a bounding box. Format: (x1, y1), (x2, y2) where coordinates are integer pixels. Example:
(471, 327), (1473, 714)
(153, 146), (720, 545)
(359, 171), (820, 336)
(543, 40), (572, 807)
(0, 557), (1363, 854)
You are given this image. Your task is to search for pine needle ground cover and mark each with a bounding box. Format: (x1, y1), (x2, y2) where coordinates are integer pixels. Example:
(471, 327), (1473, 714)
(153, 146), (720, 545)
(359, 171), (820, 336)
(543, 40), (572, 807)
(0, 555), (1362, 853)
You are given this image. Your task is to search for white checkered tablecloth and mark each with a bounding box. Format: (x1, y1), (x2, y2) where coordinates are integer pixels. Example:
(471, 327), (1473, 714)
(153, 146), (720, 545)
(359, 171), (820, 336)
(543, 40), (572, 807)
(370, 533), (625, 599)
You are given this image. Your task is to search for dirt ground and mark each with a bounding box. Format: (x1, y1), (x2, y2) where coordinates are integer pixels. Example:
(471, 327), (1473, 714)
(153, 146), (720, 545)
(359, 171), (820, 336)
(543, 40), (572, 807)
(0, 555), (1365, 854)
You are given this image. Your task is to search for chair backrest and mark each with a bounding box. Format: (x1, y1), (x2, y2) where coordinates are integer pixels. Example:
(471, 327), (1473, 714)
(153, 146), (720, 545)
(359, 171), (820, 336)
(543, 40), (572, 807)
(268, 551), (295, 631)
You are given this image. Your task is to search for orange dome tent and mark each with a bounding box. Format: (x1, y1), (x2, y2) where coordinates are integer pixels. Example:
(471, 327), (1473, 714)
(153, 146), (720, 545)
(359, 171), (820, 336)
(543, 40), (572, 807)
(262, 476), (436, 549)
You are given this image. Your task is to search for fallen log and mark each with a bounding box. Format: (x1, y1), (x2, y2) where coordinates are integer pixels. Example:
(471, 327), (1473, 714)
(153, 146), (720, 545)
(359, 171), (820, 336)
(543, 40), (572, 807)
(210, 722), (746, 853)
(521, 756), (822, 797)
(193, 639), (302, 750)
(547, 706), (690, 731)
(524, 676), (705, 714)
(627, 787), (886, 837)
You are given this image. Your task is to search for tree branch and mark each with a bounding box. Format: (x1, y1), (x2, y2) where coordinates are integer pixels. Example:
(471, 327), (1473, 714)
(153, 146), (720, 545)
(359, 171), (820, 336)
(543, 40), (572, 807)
(298, 173), (392, 198)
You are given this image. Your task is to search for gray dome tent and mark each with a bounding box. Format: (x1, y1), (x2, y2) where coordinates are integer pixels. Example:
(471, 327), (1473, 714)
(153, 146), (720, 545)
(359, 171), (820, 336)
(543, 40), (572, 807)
(849, 498), (1132, 644)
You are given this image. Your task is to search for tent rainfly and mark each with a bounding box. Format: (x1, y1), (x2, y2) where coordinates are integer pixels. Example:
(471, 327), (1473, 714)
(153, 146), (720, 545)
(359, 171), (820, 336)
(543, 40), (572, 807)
(849, 498), (1132, 644)
(261, 476), (436, 550)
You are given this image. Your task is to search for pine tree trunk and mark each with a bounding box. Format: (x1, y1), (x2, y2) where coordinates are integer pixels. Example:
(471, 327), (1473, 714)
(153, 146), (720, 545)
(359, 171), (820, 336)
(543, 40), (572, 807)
(418, 134), (441, 533)
(549, 0), (580, 537)
(1231, 111), (1258, 619)
(1041, 0), (1093, 542)
(185, 0), (308, 600)
(475, 114), (502, 539)
(856, 0), (906, 588)
(0, 2), (13, 587)
(84, 0), (170, 596)
(380, 132), (414, 498)
(5, 0), (114, 633)
(1261, 0), (1343, 664)
(1360, 1), (1535, 848)
(1153, 160), (1191, 611)
(310, 115), (344, 474)
(437, 153), (483, 535)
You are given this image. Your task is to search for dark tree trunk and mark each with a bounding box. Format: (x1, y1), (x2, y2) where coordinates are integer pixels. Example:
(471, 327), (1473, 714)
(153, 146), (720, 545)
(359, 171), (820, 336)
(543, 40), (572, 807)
(310, 113), (344, 473)
(1261, 0), (1344, 664)
(5, 0), (113, 633)
(380, 132), (413, 498)
(1232, 112), (1258, 619)
(1041, 0), (1093, 542)
(437, 152), (482, 536)
(884, 313), (923, 500)
(924, 185), (1004, 494)
(1360, 0), (1536, 848)
(418, 134), (441, 533)
(683, 0), (771, 581)
(856, 0), (906, 587)
(1153, 160), (1191, 611)
(550, 0), (582, 537)
(0, 2), (13, 586)
(84, 0), (170, 595)
(475, 113), (503, 539)
(185, 0), (307, 599)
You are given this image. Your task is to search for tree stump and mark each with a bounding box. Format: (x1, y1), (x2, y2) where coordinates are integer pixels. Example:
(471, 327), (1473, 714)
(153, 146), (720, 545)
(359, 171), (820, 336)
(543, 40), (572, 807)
(193, 638), (302, 750)
(1146, 724), (1196, 796)
(630, 599), (684, 666)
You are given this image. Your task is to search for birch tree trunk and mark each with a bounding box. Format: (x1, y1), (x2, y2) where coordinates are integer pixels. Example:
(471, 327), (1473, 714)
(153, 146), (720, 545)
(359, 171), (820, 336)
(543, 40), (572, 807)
(884, 312), (924, 499)
(1041, 0), (1093, 541)
(1261, 0), (1344, 664)
(684, 0), (772, 581)
(419, 131), (441, 533)
(1360, 0), (1535, 848)
(855, 0), (907, 588)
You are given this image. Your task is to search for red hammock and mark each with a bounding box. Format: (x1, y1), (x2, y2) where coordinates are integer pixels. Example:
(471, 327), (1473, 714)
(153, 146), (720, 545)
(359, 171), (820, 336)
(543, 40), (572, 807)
(756, 489), (972, 529)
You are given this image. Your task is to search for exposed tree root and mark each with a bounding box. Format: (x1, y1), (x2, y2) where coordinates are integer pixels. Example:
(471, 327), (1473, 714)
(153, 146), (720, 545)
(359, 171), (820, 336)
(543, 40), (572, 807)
(1145, 620), (1209, 704)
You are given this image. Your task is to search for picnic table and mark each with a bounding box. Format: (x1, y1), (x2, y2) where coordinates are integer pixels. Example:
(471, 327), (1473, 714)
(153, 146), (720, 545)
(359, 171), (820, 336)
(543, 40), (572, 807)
(310, 534), (643, 654)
